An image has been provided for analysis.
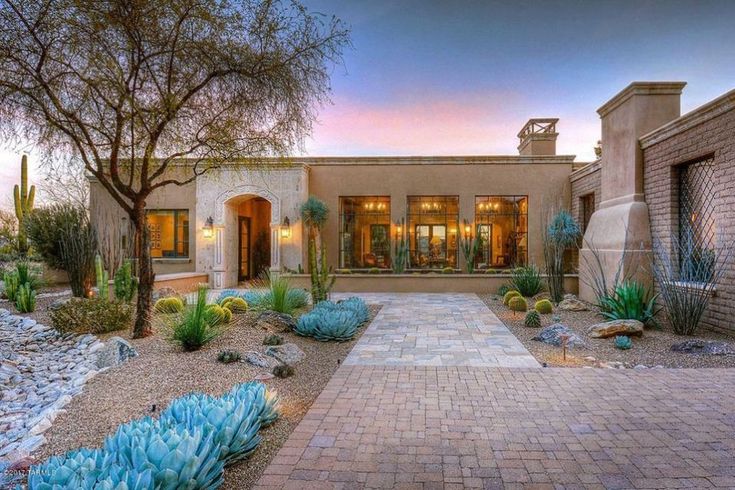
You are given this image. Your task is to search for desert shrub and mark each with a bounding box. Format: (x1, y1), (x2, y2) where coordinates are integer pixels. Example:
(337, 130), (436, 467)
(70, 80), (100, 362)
(50, 297), (133, 334)
(263, 334), (284, 346)
(614, 335), (632, 350)
(273, 364), (294, 378)
(14, 261), (41, 290)
(502, 290), (521, 305)
(508, 295), (528, 313)
(534, 299), (553, 314)
(167, 286), (224, 351)
(599, 280), (659, 328)
(154, 296), (184, 314)
(509, 265), (544, 297)
(234, 274), (309, 315)
(59, 215), (97, 298)
(15, 282), (36, 313)
(524, 310), (541, 328)
(217, 350), (242, 364)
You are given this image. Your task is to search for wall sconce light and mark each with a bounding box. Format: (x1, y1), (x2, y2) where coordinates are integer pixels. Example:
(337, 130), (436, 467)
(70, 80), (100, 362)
(203, 216), (214, 239)
(280, 216), (291, 239)
(464, 224), (472, 235)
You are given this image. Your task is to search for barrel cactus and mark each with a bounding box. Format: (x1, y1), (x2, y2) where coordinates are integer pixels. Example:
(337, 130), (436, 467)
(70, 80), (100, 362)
(534, 299), (553, 314)
(222, 296), (248, 313)
(524, 310), (542, 328)
(503, 290), (521, 305)
(508, 295), (528, 313)
(206, 304), (229, 325)
(154, 296), (184, 314)
(614, 335), (632, 350)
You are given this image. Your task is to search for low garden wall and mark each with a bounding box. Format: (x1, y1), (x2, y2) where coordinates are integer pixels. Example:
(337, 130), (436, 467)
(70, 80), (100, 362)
(284, 273), (579, 294)
(153, 272), (210, 293)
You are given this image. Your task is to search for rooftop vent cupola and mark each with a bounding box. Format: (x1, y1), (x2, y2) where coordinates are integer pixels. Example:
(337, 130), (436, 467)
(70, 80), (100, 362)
(517, 118), (558, 156)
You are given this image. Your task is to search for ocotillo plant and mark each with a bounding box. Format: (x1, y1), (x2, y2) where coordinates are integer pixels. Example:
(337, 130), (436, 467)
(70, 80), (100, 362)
(13, 155), (36, 256)
(95, 254), (109, 300)
(300, 196), (334, 303)
(392, 218), (408, 273)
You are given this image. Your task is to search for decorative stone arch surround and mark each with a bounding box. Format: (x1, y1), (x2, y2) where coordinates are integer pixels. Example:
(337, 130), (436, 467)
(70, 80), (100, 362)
(213, 184), (281, 226)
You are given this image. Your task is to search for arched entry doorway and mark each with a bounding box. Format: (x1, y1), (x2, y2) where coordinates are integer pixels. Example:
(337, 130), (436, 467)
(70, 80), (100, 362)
(232, 196), (271, 283)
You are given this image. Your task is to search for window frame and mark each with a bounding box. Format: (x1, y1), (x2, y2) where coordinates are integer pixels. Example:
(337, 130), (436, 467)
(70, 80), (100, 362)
(406, 195), (460, 270)
(338, 196), (391, 270)
(474, 195), (528, 269)
(146, 209), (190, 259)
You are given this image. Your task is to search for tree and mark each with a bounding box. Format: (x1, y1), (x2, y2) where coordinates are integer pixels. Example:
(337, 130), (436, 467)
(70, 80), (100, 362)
(38, 163), (90, 209)
(0, 0), (349, 337)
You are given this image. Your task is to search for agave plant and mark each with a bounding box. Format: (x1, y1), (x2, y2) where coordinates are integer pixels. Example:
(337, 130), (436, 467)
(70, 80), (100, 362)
(599, 280), (660, 328)
(226, 382), (281, 428)
(103, 417), (224, 489)
(335, 297), (370, 324)
(28, 447), (115, 489)
(295, 307), (360, 341)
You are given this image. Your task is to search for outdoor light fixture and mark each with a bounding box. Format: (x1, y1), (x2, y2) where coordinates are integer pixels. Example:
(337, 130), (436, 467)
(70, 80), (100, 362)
(464, 224), (472, 234)
(203, 216), (214, 238)
(280, 216), (291, 239)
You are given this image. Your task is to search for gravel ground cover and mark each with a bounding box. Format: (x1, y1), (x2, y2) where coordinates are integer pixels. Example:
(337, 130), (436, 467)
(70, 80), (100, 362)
(33, 304), (380, 489)
(481, 293), (735, 368)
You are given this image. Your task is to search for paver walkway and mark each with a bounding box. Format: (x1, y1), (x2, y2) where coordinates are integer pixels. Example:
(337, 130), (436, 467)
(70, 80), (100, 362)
(255, 294), (735, 489)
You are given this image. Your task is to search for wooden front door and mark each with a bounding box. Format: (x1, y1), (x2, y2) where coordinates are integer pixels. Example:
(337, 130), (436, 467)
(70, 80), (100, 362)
(238, 217), (251, 282)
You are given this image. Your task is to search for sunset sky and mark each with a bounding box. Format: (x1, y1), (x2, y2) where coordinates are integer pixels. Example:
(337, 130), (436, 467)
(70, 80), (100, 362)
(2, 0), (734, 205)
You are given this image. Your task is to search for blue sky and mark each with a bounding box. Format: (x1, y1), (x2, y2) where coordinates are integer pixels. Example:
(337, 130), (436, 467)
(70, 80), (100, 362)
(2, 0), (734, 203)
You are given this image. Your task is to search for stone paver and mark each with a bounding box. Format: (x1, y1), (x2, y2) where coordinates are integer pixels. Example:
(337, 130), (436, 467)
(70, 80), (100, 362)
(337, 293), (539, 368)
(256, 294), (735, 489)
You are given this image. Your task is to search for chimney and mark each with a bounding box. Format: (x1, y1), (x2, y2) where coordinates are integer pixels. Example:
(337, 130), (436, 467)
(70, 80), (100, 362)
(517, 118), (558, 156)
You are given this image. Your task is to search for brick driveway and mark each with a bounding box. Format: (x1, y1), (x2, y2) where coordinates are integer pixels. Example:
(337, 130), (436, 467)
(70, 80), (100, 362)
(255, 295), (735, 489)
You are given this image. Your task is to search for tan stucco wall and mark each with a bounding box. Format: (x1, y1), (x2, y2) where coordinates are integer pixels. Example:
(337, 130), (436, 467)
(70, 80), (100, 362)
(306, 157), (575, 272)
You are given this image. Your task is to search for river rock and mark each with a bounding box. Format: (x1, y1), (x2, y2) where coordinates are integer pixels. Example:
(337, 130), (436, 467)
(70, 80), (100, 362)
(557, 294), (589, 312)
(257, 311), (297, 332)
(587, 319), (644, 339)
(532, 323), (585, 348)
(95, 337), (138, 369)
(670, 340), (735, 356)
(265, 343), (305, 364)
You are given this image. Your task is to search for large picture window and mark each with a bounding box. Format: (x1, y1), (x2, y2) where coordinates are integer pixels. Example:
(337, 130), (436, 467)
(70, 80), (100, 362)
(147, 210), (189, 259)
(339, 197), (391, 269)
(475, 196), (527, 268)
(407, 196), (459, 269)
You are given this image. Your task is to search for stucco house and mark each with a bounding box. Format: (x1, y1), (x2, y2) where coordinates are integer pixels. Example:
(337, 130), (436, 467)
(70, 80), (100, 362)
(89, 81), (735, 333)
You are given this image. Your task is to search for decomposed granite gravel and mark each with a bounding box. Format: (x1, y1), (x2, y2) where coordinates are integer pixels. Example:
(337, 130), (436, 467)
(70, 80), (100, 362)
(34, 304), (381, 490)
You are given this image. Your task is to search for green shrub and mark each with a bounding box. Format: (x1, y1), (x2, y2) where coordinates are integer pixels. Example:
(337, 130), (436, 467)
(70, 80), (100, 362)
(509, 265), (544, 297)
(441, 266), (454, 274)
(15, 282), (36, 313)
(14, 261), (40, 290)
(599, 280), (659, 327)
(614, 335), (632, 350)
(534, 299), (553, 314)
(368, 267), (380, 274)
(217, 350), (242, 364)
(263, 334), (284, 346)
(167, 286), (224, 351)
(222, 297), (249, 313)
(497, 284), (511, 297)
(113, 259), (138, 303)
(50, 297), (133, 334)
(524, 310), (541, 328)
(503, 290), (521, 305)
(273, 364), (294, 378)
(2, 271), (19, 301)
(508, 295), (528, 313)
(154, 296), (185, 314)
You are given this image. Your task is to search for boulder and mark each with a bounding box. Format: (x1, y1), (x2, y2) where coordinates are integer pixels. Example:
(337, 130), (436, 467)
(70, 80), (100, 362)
(243, 351), (273, 369)
(670, 340), (735, 356)
(257, 311), (297, 332)
(532, 323), (585, 348)
(265, 343), (305, 364)
(95, 336), (138, 369)
(557, 294), (588, 312)
(587, 319), (644, 339)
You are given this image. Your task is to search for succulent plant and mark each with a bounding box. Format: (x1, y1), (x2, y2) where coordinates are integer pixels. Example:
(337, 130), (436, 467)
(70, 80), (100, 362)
(534, 299), (553, 314)
(273, 363), (295, 378)
(15, 282), (36, 313)
(3, 271), (19, 301)
(497, 284), (510, 297)
(154, 296), (184, 314)
(503, 290), (521, 306)
(295, 307), (359, 342)
(508, 296), (528, 313)
(217, 350), (241, 363)
(552, 314), (562, 322)
(226, 382), (281, 428)
(614, 335), (632, 350)
(95, 254), (109, 300)
(28, 447), (115, 489)
(524, 310), (542, 328)
(263, 334), (284, 346)
(222, 296), (249, 313)
(14, 155), (35, 256)
(113, 260), (138, 303)
(334, 297), (370, 325)
(206, 304), (228, 325)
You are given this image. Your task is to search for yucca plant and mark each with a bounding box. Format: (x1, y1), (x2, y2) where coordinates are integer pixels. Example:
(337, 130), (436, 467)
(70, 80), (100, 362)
(509, 265), (544, 297)
(15, 282), (36, 313)
(14, 261), (40, 291)
(599, 280), (659, 328)
(2, 270), (19, 301)
(167, 286), (224, 351)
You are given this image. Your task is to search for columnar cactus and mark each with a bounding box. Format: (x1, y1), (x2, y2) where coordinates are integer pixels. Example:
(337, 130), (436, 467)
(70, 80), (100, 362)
(95, 255), (109, 300)
(392, 218), (409, 273)
(301, 196), (334, 303)
(113, 260), (138, 303)
(13, 155), (36, 256)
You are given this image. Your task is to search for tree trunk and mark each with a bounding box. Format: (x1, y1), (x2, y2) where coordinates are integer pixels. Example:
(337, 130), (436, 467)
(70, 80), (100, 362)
(131, 204), (154, 338)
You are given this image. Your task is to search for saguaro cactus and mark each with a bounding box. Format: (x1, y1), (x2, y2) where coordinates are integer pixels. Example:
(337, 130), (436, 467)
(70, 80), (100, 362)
(13, 155), (36, 256)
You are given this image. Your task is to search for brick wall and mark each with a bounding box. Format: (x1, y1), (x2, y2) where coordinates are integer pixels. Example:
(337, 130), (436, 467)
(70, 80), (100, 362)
(642, 92), (735, 333)
(570, 160), (601, 230)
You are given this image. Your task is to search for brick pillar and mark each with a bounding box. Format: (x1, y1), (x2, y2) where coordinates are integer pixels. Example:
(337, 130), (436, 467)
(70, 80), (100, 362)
(579, 82), (686, 302)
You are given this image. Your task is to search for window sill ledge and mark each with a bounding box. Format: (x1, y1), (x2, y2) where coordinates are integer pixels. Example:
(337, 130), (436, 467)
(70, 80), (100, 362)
(153, 258), (191, 264)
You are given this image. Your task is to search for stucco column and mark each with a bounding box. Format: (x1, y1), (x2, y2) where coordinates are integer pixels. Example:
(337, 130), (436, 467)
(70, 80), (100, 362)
(270, 222), (281, 272)
(579, 82), (686, 302)
(211, 224), (226, 289)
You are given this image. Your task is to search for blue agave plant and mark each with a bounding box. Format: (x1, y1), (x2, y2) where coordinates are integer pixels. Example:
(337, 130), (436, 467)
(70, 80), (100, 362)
(93, 464), (154, 490)
(334, 297), (370, 325)
(227, 382), (281, 427)
(295, 306), (360, 341)
(103, 417), (224, 489)
(614, 335), (633, 350)
(28, 447), (115, 489)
